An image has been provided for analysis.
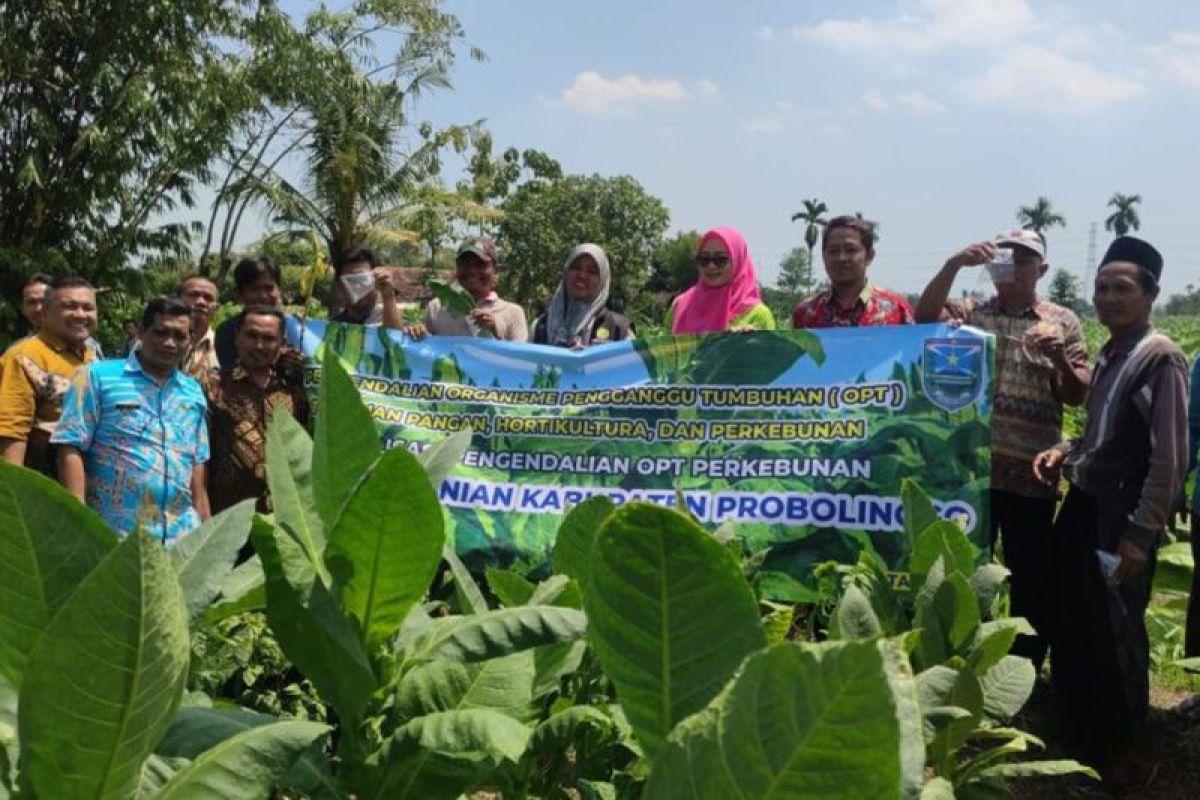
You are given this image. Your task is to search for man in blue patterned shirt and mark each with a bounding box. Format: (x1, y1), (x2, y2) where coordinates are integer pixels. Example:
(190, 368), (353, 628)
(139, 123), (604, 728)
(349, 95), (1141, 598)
(53, 297), (210, 543)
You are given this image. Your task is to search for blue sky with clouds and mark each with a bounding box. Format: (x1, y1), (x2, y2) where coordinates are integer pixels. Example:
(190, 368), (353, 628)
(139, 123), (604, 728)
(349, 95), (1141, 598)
(269, 0), (1200, 299)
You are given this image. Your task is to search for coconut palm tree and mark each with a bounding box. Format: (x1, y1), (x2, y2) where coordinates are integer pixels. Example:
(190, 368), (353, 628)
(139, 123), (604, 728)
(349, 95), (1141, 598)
(1016, 196), (1067, 235)
(1104, 193), (1142, 236)
(790, 198), (829, 277)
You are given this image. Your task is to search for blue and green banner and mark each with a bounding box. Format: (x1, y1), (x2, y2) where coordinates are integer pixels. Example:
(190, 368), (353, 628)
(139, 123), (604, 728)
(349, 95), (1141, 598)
(289, 320), (994, 596)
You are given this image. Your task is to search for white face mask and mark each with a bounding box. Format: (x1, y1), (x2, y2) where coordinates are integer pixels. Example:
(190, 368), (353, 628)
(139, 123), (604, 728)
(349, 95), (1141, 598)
(340, 273), (375, 303)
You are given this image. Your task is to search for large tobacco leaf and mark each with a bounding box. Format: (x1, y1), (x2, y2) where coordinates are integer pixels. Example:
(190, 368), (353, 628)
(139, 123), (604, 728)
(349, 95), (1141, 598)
(19, 533), (189, 799)
(313, 349), (381, 529)
(583, 502), (765, 762)
(169, 498), (255, 624)
(0, 461), (116, 687)
(645, 640), (924, 800)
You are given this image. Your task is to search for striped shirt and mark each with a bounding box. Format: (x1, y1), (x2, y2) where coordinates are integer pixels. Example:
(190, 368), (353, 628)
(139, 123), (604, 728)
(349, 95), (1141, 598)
(52, 353), (209, 543)
(1064, 326), (1188, 549)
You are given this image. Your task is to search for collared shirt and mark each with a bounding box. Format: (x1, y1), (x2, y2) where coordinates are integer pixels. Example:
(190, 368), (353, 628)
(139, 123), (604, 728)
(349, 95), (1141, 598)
(948, 296), (1089, 498)
(205, 362), (310, 514)
(51, 353), (209, 543)
(182, 327), (219, 381)
(792, 285), (915, 329)
(424, 294), (528, 341)
(1064, 326), (1188, 548)
(0, 331), (95, 473)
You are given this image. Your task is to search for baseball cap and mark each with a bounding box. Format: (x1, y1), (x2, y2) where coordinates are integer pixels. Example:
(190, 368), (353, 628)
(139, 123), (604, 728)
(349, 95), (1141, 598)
(456, 237), (498, 264)
(992, 229), (1045, 259)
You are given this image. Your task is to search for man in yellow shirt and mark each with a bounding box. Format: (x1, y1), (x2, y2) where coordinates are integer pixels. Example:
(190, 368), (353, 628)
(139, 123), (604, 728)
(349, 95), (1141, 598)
(0, 276), (98, 475)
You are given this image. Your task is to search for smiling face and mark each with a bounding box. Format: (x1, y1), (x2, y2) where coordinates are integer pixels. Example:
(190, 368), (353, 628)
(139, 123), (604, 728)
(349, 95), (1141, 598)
(566, 254), (604, 302)
(456, 252), (498, 298)
(238, 273), (281, 308)
(696, 238), (734, 288)
(822, 226), (874, 293)
(1094, 261), (1155, 335)
(42, 286), (97, 347)
(138, 313), (192, 375)
(235, 312), (284, 371)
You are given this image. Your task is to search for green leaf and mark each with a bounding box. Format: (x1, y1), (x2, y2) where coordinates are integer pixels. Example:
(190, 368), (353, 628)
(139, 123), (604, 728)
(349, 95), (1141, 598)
(528, 574), (582, 608)
(252, 516), (376, 726)
(428, 279), (477, 317)
(762, 604), (793, 646)
(395, 652), (535, 721)
(266, 410), (327, 577)
(966, 625), (1018, 675)
(977, 656), (1035, 721)
(902, 479), (939, 551)
(918, 666), (983, 769)
(532, 640), (587, 700)
(365, 709), (530, 800)
(976, 759), (1098, 780)
(912, 521), (977, 583)
(19, 533), (189, 800)
(832, 584), (883, 640)
(157, 720), (329, 799)
(486, 567), (536, 607)
(417, 429), (473, 489)
(968, 564), (1010, 619)
(526, 706), (616, 758)
(584, 503), (766, 761)
(313, 350), (382, 529)
(644, 640), (924, 799)
(326, 447), (444, 647)
(203, 557), (266, 624)
(405, 606), (587, 664)
(446, 547), (489, 614)
(170, 498), (255, 623)
(921, 776), (956, 800)
(552, 496), (615, 588)
(0, 676), (17, 794)
(0, 461), (116, 687)
(157, 707), (340, 798)
(1154, 541), (1194, 594)
(915, 572), (981, 670)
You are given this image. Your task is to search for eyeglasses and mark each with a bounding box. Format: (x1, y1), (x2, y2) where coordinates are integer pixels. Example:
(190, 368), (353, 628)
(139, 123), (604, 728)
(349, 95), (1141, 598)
(695, 254), (730, 268)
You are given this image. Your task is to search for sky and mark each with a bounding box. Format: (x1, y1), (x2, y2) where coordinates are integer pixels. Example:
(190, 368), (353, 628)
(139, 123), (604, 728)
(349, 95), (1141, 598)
(263, 0), (1200, 300)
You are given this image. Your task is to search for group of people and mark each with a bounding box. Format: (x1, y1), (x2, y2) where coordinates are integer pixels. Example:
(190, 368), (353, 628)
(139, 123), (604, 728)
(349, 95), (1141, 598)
(0, 218), (1194, 790)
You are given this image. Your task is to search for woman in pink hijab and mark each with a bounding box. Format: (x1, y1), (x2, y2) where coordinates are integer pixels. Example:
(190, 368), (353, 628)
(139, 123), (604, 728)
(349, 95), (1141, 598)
(668, 227), (776, 333)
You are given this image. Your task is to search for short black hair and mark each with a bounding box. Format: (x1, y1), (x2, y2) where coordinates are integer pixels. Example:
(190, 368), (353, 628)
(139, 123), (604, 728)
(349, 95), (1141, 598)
(22, 273), (53, 290)
(822, 215), (878, 254)
(335, 247), (377, 277)
(232, 256), (281, 292)
(233, 304), (285, 334)
(43, 275), (96, 305)
(178, 273), (218, 294)
(141, 296), (192, 331)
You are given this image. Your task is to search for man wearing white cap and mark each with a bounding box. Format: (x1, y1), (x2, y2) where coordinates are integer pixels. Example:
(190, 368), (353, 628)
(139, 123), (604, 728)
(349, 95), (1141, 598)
(915, 230), (1091, 670)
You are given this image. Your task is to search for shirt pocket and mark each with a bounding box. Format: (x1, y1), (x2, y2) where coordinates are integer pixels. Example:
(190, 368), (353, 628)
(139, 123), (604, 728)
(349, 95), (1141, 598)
(101, 399), (156, 444)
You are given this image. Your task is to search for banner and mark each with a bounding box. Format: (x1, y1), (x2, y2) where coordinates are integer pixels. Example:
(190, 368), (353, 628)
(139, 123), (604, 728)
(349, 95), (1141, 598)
(289, 320), (994, 597)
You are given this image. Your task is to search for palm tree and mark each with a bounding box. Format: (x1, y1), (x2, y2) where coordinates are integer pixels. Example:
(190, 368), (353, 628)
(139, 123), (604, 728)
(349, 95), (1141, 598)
(233, 62), (486, 267)
(1016, 196), (1067, 235)
(1105, 193), (1142, 236)
(790, 198), (829, 279)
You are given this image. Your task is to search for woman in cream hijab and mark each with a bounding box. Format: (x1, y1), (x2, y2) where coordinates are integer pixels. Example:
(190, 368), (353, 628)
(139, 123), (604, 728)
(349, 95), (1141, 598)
(532, 244), (634, 347)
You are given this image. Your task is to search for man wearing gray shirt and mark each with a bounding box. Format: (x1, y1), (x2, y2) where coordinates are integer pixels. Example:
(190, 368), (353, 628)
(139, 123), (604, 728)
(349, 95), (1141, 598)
(1034, 236), (1187, 793)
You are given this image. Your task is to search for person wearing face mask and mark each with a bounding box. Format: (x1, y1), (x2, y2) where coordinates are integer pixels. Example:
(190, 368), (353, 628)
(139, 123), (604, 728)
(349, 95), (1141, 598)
(532, 244), (633, 347)
(915, 229), (1091, 672)
(215, 256), (285, 368)
(54, 297), (211, 542)
(792, 216), (913, 328)
(330, 247), (404, 330)
(667, 227), (775, 334)
(407, 237), (528, 341)
(0, 276), (99, 475)
(205, 306), (310, 515)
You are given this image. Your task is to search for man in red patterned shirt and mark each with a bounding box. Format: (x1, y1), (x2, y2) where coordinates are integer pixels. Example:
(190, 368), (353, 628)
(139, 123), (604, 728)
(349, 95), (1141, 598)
(792, 215), (915, 328)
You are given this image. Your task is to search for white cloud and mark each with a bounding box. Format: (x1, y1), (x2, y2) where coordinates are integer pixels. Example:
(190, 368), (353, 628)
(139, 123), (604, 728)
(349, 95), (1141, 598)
(862, 89), (946, 115)
(1150, 32), (1200, 88)
(794, 0), (1035, 54)
(696, 78), (720, 97)
(755, 25), (776, 42)
(742, 117), (787, 136)
(968, 46), (1145, 111)
(560, 71), (687, 115)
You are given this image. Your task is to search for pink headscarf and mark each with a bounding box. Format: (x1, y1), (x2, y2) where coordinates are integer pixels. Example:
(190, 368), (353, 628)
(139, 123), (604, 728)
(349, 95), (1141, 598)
(671, 227), (763, 334)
